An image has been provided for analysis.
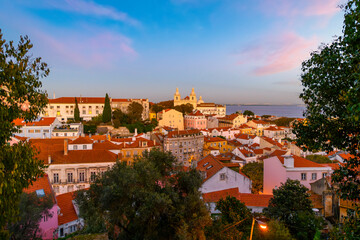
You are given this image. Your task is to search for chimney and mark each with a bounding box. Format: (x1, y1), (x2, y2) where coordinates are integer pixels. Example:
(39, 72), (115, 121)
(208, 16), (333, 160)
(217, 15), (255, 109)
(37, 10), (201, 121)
(64, 139), (68, 155)
(153, 139), (156, 145)
(134, 128), (138, 136)
(282, 155), (294, 168)
(48, 155), (52, 164)
(107, 133), (111, 141)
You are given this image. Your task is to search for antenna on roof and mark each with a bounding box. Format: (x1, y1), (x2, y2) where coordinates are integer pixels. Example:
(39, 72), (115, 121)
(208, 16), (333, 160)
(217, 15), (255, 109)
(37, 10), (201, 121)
(53, 92), (55, 99)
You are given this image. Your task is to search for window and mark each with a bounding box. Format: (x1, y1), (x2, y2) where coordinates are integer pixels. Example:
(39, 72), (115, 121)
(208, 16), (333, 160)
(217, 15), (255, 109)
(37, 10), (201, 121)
(35, 129), (40, 133)
(36, 189), (45, 197)
(57, 111), (60, 116)
(67, 172), (73, 183)
(90, 172), (96, 182)
(28, 129), (34, 133)
(126, 151), (131, 157)
(312, 173), (317, 180)
(57, 106), (60, 109)
(79, 172), (85, 182)
(53, 173), (59, 183)
(60, 228), (64, 237)
(134, 150), (138, 156)
(301, 173), (307, 180)
(220, 173), (226, 181)
(43, 215), (48, 222)
(83, 145), (87, 150)
(43, 129), (49, 133)
(82, 110), (86, 114)
(322, 173), (327, 178)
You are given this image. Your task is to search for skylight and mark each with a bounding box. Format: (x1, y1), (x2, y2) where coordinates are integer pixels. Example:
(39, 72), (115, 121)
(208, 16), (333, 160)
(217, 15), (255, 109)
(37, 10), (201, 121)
(36, 189), (45, 197)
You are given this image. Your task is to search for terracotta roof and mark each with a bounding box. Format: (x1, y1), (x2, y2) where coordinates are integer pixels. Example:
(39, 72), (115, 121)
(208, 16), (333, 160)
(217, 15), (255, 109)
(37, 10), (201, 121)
(90, 135), (108, 141)
(269, 149), (288, 157)
(196, 155), (224, 182)
(338, 153), (354, 161)
(186, 110), (204, 117)
(167, 129), (201, 138)
(204, 136), (226, 142)
(203, 188), (272, 207)
(48, 97), (105, 104)
(70, 137), (93, 144)
(219, 113), (242, 121)
(264, 126), (284, 131)
(202, 187), (239, 202)
(251, 120), (270, 125)
(13, 117), (57, 127)
(93, 140), (124, 150)
(277, 155), (328, 168)
(13, 135), (28, 141)
(253, 149), (263, 155)
(112, 98), (131, 102)
(24, 175), (56, 204)
(262, 136), (284, 149)
(56, 192), (78, 225)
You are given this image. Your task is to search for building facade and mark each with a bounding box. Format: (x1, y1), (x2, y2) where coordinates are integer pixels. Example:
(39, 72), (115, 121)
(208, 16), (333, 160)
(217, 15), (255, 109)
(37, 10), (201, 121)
(13, 117), (62, 139)
(158, 109), (184, 130)
(184, 110), (207, 130)
(163, 129), (204, 166)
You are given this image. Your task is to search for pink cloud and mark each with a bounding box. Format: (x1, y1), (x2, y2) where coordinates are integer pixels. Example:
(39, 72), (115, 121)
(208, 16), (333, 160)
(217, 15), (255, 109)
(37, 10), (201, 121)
(35, 31), (137, 68)
(261, 0), (341, 17)
(238, 32), (318, 76)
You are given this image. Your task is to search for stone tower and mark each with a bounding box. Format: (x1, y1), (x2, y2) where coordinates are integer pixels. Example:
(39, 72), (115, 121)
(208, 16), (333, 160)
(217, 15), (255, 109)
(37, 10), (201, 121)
(174, 87), (181, 103)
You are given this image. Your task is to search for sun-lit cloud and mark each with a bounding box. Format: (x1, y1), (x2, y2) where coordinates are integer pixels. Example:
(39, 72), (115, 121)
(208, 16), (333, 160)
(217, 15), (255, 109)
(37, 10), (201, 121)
(238, 32), (318, 76)
(260, 0), (341, 17)
(43, 0), (141, 27)
(35, 30), (137, 68)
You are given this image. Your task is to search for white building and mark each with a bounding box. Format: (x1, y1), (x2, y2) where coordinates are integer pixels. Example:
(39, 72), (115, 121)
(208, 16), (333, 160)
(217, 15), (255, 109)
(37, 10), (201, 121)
(13, 117), (62, 139)
(196, 155), (252, 194)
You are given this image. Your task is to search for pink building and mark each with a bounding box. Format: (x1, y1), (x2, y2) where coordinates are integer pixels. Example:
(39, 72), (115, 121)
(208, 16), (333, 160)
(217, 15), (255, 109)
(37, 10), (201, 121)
(184, 110), (207, 130)
(24, 175), (58, 239)
(263, 155), (333, 194)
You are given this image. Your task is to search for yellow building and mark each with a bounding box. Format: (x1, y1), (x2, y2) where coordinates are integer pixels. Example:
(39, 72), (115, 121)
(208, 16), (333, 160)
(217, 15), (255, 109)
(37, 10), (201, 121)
(149, 112), (157, 121)
(218, 113), (247, 128)
(247, 120), (273, 136)
(157, 109), (184, 130)
(203, 136), (232, 155)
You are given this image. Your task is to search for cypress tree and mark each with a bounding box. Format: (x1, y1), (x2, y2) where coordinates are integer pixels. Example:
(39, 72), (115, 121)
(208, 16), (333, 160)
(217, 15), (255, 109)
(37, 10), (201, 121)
(74, 97), (80, 122)
(102, 93), (111, 123)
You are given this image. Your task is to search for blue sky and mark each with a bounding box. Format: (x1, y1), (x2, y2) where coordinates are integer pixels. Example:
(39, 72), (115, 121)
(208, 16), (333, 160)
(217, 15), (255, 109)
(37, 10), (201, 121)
(0, 0), (345, 104)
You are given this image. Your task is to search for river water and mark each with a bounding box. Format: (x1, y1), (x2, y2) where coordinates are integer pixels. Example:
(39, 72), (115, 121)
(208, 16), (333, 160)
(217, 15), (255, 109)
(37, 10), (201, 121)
(226, 105), (306, 118)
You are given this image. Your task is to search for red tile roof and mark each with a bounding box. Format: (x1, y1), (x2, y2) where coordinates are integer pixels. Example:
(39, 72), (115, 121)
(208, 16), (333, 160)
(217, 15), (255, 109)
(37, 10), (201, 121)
(277, 155), (327, 168)
(269, 149), (288, 157)
(13, 117), (57, 127)
(196, 155), (224, 182)
(186, 110), (204, 116)
(70, 137), (93, 144)
(251, 120), (270, 125)
(56, 192), (78, 225)
(24, 175), (56, 204)
(48, 97), (105, 104)
(202, 188), (273, 207)
(13, 135), (28, 141)
(204, 136), (226, 142)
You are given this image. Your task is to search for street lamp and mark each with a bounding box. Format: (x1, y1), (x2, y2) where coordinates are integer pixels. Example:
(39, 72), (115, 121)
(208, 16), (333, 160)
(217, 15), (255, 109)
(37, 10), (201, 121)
(249, 218), (268, 240)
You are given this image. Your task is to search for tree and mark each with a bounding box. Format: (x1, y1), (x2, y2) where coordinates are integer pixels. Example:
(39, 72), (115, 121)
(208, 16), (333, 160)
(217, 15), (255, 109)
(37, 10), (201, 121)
(127, 102), (143, 124)
(0, 30), (48, 236)
(76, 149), (211, 239)
(273, 117), (295, 127)
(264, 179), (321, 240)
(241, 162), (263, 193)
(206, 196), (252, 240)
(293, 0), (360, 201)
(7, 192), (53, 239)
(151, 104), (164, 113)
(254, 219), (293, 240)
(174, 103), (194, 115)
(306, 155), (332, 164)
(74, 97), (80, 122)
(102, 93), (111, 123)
(243, 110), (254, 116)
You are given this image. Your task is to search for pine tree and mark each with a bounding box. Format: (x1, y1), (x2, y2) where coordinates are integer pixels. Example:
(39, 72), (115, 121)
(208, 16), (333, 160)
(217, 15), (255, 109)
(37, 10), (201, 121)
(74, 97), (80, 122)
(102, 93), (111, 123)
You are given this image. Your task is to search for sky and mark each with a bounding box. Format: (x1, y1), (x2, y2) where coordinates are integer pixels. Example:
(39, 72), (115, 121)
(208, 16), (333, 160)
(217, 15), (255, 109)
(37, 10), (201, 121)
(0, 0), (346, 104)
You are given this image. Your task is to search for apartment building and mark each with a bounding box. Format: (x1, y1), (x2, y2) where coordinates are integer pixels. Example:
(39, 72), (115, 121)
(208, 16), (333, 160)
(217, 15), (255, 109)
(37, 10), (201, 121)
(163, 129), (204, 166)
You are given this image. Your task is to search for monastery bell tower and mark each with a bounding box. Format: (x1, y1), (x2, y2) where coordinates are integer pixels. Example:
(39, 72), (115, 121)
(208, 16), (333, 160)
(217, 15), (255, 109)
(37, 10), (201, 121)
(174, 87), (181, 103)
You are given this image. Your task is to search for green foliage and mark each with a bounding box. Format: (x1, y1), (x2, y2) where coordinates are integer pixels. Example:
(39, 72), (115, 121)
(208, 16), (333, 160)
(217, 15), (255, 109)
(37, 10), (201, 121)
(102, 93), (111, 123)
(293, 0), (360, 202)
(83, 124), (97, 134)
(0, 30), (48, 236)
(174, 103), (194, 115)
(273, 117), (295, 127)
(157, 100), (174, 109)
(306, 155), (332, 164)
(241, 162), (263, 193)
(261, 115), (271, 119)
(76, 149), (211, 239)
(74, 97), (80, 122)
(8, 192), (54, 239)
(264, 179), (320, 240)
(151, 104), (164, 113)
(112, 109), (129, 124)
(91, 114), (103, 125)
(127, 102), (144, 124)
(206, 196), (252, 240)
(243, 110), (254, 116)
(254, 219), (293, 240)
